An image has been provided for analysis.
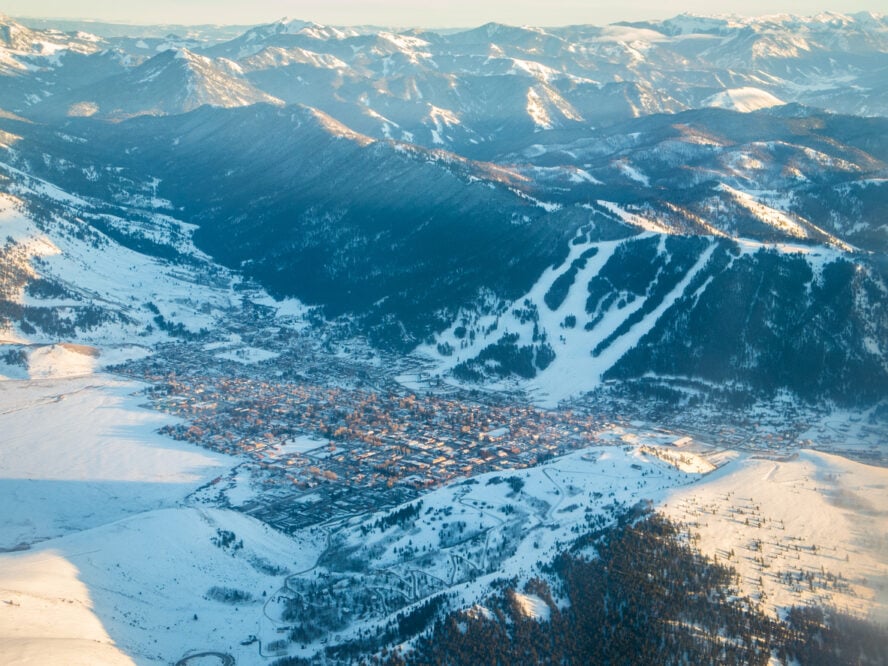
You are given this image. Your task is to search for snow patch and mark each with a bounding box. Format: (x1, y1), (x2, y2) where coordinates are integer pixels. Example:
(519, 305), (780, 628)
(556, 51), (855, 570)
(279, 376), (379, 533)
(24, 343), (98, 379)
(511, 592), (551, 621)
(704, 87), (785, 112)
(615, 160), (650, 186)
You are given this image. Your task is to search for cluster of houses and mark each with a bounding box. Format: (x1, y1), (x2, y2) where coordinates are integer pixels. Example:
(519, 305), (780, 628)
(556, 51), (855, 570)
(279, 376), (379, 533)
(132, 360), (626, 531)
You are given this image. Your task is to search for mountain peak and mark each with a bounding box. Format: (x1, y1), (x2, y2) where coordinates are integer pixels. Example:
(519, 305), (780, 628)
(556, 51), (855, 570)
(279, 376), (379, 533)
(0, 14), (37, 50)
(298, 105), (376, 146)
(269, 17), (316, 34)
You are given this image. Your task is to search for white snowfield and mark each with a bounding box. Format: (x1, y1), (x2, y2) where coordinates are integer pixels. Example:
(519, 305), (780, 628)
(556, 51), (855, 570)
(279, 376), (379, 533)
(511, 592), (551, 621)
(663, 449), (888, 623)
(0, 375), (229, 550)
(0, 374), (322, 665)
(0, 343), (98, 380)
(704, 87), (786, 112)
(0, 508), (320, 666)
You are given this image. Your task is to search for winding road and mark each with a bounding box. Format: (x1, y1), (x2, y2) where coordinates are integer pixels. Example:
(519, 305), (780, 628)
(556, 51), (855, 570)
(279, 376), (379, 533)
(174, 651), (234, 666)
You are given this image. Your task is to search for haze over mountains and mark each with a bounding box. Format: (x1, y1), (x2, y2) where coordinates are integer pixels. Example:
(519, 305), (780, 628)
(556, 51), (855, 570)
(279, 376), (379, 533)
(0, 11), (886, 406)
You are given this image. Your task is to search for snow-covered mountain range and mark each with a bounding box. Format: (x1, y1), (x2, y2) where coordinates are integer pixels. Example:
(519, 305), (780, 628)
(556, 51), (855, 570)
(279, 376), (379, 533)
(0, 11), (886, 406)
(3, 12), (887, 133)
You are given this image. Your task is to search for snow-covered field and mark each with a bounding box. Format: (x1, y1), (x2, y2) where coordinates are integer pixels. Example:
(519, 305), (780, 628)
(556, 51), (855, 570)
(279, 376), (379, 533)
(663, 450), (888, 623)
(0, 373), (323, 665)
(0, 375), (230, 550)
(0, 343), (98, 381)
(512, 592), (551, 621)
(0, 508), (321, 665)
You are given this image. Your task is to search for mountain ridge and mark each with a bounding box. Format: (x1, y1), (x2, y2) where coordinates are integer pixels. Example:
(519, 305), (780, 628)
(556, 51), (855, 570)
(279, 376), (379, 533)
(0, 13), (885, 407)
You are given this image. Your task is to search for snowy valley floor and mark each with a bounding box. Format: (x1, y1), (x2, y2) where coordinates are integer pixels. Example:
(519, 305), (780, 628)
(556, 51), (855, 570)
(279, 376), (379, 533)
(0, 373), (886, 665)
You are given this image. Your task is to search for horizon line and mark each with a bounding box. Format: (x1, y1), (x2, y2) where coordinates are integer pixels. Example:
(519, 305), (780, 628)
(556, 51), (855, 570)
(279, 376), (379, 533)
(8, 9), (884, 31)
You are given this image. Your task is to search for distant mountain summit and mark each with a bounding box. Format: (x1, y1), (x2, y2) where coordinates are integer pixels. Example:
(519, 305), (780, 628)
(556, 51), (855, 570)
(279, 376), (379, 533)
(32, 48), (282, 119)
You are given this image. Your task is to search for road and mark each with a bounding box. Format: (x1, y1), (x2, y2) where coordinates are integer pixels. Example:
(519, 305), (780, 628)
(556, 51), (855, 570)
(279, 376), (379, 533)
(174, 651), (234, 666)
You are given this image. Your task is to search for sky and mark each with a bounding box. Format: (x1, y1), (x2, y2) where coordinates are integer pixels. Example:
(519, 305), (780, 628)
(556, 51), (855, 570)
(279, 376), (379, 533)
(3, 0), (885, 27)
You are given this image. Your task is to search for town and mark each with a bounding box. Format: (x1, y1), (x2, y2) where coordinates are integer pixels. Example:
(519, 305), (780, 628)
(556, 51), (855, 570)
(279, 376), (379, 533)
(118, 339), (618, 532)
(113, 325), (885, 539)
